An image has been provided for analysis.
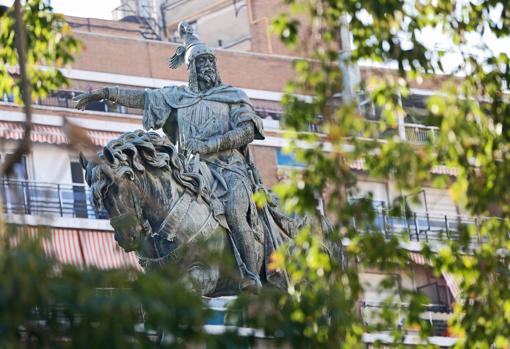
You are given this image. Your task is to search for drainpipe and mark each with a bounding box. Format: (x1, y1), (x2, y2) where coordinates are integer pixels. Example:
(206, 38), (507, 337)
(397, 92), (407, 141)
(339, 15), (360, 104)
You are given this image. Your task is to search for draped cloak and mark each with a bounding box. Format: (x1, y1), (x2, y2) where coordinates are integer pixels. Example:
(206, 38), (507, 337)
(143, 84), (298, 288)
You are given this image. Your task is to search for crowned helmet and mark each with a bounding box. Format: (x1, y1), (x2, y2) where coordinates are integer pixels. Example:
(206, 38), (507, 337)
(168, 21), (221, 92)
(168, 21), (215, 69)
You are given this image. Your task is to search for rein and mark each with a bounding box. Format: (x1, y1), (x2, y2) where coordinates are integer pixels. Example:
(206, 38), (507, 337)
(137, 190), (220, 269)
(135, 185), (219, 266)
(108, 167), (218, 268)
(152, 191), (193, 241)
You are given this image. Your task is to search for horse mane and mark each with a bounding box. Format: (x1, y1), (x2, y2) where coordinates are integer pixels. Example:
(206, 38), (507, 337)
(86, 130), (208, 209)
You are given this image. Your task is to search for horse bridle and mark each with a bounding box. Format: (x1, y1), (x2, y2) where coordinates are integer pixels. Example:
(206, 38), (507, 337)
(109, 174), (216, 269)
(112, 177), (189, 266)
(108, 177), (161, 257)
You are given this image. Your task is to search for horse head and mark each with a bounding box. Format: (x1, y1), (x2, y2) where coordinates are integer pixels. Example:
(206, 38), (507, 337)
(80, 151), (150, 253)
(80, 130), (208, 257)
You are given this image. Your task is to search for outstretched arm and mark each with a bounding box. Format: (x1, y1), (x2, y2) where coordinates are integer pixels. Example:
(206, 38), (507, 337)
(74, 86), (145, 110)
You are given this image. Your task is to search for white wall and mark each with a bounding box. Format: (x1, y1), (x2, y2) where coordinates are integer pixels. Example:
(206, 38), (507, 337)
(164, 0), (251, 51)
(360, 271), (404, 326)
(404, 188), (458, 217)
(197, 3), (250, 50)
(360, 272), (401, 303)
(424, 188), (459, 216)
(164, 0), (224, 27)
(31, 144), (73, 184)
(354, 180), (388, 204)
(365, 181), (461, 217)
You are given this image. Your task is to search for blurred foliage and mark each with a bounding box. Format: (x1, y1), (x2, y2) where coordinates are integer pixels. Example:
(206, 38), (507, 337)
(0, 226), (223, 348)
(1, 0), (510, 348)
(0, 0), (81, 102)
(258, 0), (510, 348)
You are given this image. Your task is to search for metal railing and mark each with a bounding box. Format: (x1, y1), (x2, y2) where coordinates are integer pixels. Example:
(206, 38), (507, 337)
(0, 178), (484, 245)
(404, 123), (438, 144)
(417, 283), (453, 312)
(1, 179), (108, 220)
(2, 92), (442, 145)
(361, 121), (438, 144)
(351, 208), (482, 243)
(360, 301), (451, 336)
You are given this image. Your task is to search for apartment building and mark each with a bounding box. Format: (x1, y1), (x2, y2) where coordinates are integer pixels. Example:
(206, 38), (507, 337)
(111, 0), (302, 54)
(0, 6), (466, 346)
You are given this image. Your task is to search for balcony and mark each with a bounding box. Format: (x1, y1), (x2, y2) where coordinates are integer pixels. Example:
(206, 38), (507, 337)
(1, 179), (108, 220)
(417, 282), (453, 313)
(1, 179), (483, 244)
(1, 91), (440, 145)
(352, 208), (481, 243)
(360, 301), (451, 337)
(359, 120), (438, 145)
(404, 123), (437, 144)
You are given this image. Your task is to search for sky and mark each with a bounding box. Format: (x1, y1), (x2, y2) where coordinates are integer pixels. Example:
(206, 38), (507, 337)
(0, 0), (507, 77)
(0, 0), (120, 19)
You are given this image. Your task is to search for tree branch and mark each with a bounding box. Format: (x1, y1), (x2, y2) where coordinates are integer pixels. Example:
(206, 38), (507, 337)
(2, 0), (32, 176)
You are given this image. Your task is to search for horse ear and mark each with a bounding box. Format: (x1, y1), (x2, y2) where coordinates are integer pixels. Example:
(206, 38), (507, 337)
(79, 152), (89, 169)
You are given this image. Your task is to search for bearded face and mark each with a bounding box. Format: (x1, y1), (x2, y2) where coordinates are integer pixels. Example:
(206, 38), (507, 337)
(195, 54), (218, 90)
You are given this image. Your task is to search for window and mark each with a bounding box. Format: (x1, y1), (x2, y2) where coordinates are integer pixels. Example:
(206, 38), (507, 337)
(348, 197), (386, 233)
(2, 93), (14, 103)
(276, 148), (325, 214)
(275, 149), (304, 168)
(70, 160), (88, 218)
(84, 100), (108, 112)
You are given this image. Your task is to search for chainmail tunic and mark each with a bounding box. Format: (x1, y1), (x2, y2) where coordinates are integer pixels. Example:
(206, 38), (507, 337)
(143, 85), (264, 201)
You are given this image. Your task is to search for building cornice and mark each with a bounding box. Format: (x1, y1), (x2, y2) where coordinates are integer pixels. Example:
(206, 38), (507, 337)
(59, 67), (298, 102)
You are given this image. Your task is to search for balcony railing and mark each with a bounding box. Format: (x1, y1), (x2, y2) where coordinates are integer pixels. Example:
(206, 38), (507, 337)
(351, 209), (482, 243)
(360, 301), (451, 337)
(2, 92), (440, 144)
(417, 283), (453, 313)
(1, 179), (108, 219)
(1, 179), (485, 244)
(404, 123), (437, 144)
(361, 121), (438, 144)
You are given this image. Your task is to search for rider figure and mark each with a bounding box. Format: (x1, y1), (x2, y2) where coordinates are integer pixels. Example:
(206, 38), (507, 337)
(75, 21), (265, 290)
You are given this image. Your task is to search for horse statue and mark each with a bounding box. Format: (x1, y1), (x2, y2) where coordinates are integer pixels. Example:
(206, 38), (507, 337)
(80, 130), (301, 296)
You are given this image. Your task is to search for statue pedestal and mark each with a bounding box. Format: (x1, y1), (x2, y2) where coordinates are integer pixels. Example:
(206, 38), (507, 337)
(204, 296), (238, 326)
(203, 296), (265, 337)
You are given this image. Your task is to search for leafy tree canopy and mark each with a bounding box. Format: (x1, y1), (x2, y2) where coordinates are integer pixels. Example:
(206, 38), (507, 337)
(1, 0), (510, 348)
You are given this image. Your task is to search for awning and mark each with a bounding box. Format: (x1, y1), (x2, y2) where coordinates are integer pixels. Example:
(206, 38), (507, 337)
(79, 230), (141, 270)
(408, 251), (460, 300)
(50, 228), (85, 266)
(13, 227), (84, 266)
(430, 165), (458, 177)
(12, 227), (141, 270)
(0, 121), (120, 147)
(409, 252), (431, 265)
(441, 271), (460, 300)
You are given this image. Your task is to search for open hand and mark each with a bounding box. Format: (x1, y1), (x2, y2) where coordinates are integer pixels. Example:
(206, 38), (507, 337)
(73, 89), (106, 110)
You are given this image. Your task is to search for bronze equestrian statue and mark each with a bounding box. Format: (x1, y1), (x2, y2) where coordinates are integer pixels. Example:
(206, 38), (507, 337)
(76, 22), (303, 295)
